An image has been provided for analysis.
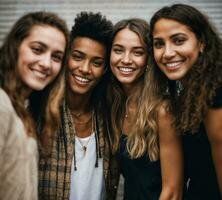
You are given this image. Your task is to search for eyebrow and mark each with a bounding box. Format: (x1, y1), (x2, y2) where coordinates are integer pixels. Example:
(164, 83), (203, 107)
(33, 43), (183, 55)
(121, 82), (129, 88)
(112, 44), (144, 50)
(31, 41), (65, 54)
(72, 49), (104, 59)
(71, 49), (84, 54)
(154, 33), (187, 40)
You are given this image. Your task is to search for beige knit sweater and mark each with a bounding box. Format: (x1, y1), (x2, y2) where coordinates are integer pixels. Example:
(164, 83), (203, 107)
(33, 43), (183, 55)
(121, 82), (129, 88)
(0, 88), (38, 200)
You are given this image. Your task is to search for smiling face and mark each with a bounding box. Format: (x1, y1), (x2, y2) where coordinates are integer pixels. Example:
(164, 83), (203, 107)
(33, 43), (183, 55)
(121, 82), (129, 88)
(17, 25), (66, 93)
(67, 37), (105, 96)
(110, 28), (147, 90)
(152, 18), (203, 81)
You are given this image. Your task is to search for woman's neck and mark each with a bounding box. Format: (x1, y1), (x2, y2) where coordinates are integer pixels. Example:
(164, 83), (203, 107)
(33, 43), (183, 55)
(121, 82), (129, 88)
(122, 84), (141, 135)
(21, 83), (32, 100)
(66, 91), (94, 138)
(66, 89), (92, 115)
(122, 80), (143, 98)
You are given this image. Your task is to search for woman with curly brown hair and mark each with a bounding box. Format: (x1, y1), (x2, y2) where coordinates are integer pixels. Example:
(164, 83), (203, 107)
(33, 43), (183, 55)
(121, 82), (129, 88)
(107, 18), (184, 200)
(0, 11), (69, 200)
(149, 3), (222, 200)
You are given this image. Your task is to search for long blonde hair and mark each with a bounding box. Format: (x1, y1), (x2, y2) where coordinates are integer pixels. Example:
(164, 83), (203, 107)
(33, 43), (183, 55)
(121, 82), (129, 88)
(130, 64), (164, 161)
(108, 18), (161, 161)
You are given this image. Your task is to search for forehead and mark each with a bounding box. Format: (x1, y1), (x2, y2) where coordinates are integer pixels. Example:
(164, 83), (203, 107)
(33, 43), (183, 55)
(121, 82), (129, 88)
(153, 18), (195, 38)
(71, 36), (106, 57)
(113, 28), (143, 47)
(23, 25), (66, 51)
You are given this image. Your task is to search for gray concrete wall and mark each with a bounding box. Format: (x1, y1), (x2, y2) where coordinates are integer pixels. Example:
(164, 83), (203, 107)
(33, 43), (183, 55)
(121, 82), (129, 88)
(0, 0), (222, 46)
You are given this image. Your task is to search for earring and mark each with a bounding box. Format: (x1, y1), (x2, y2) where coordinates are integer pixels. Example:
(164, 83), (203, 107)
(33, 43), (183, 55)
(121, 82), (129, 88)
(199, 43), (205, 54)
(176, 80), (183, 96)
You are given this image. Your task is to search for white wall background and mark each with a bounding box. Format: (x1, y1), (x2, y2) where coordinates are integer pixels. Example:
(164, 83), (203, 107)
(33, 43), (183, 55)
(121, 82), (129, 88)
(0, 0), (222, 46)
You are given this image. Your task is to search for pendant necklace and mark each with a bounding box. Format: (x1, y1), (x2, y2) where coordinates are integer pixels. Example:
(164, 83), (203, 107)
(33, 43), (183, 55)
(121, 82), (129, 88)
(67, 105), (94, 156)
(76, 132), (93, 156)
(125, 99), (130, 119)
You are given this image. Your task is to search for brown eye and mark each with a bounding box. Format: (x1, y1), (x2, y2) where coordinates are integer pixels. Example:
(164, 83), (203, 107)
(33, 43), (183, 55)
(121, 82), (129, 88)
(134, 50), (144, 56)
(92, 59), (104, 67)
(71, 53), (83, 61)
(113, 47), (123, 54)
(31, 46), (42, 54)
(52, 53), (63, 62)
(153, 40), (164, 49)
(173, 37), (186, 45)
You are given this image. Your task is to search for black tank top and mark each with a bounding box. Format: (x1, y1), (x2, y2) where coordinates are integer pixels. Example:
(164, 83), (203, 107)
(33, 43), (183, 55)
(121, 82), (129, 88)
(118, 134), (161, 200)
(182, 87), (222, 200)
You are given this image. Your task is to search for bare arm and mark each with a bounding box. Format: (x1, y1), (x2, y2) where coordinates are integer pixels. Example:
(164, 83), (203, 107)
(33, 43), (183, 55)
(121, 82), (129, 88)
(204, 107), (222, 196)
(157, 106), (184, 200)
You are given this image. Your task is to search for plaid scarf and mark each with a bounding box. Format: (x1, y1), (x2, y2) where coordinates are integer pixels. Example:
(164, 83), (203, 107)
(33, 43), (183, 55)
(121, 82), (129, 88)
(38, 101), (119, 200)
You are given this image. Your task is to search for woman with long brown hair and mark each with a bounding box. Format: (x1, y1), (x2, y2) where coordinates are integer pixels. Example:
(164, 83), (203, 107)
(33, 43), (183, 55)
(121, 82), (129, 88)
(0, 11), (69, 199)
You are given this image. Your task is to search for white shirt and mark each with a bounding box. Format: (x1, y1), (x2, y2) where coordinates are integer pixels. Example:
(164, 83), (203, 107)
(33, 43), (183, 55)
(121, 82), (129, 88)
(69, 132), (105, 200)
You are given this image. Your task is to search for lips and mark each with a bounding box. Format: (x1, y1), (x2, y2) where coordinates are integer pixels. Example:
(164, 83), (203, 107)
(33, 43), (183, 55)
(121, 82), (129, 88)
(31, 69), (48, 79)
(72, 74), (91, 85)
(118, 66), (136, 75)
(164, 60), (184, 70)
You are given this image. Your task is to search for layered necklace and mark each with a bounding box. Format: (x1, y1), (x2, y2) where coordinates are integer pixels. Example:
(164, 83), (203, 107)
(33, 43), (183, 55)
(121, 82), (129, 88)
(67, 105), (94, 155)
(70, 109), (93, 135)
(65, 102), (100, 171)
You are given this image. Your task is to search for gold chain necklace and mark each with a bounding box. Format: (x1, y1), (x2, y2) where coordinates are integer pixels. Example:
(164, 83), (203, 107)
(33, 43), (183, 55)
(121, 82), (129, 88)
(66, 104), (94, 156)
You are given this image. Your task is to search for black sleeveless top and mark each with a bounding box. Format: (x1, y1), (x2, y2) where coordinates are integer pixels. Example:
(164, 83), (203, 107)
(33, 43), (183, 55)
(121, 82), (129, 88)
(118, 135), (161, 200)
(182, 87), (222, 200)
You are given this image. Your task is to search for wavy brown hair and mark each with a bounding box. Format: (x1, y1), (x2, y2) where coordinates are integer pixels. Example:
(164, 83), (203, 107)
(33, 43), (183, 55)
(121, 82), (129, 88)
(107, 18), (161, 160)
(0, 11), (69, 149)
(149, 4), (222, 134)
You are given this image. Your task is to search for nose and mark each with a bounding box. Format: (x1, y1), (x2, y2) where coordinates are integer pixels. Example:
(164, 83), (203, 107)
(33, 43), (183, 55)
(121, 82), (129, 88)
(39, 54), (51, 70)
(121, 52), (132, 64)
(163, 44), (176, 59)
(79, 60), (90, 74)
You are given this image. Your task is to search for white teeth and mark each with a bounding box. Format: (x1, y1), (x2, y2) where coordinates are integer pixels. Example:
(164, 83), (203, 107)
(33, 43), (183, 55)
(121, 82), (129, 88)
(32, 70), (47, 79)
(74, 75), (90, 83)
(119, 67), (134, 72)
(166, 61), (182, 68)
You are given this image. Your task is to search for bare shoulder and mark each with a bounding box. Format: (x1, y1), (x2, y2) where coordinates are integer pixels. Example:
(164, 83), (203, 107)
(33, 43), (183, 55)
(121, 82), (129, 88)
(205, 107), (222, 142)
(157, 102), (172, 124)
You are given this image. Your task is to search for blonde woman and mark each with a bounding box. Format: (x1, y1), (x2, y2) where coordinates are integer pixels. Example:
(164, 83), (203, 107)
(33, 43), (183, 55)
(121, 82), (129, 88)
(107, 18), (184, 200)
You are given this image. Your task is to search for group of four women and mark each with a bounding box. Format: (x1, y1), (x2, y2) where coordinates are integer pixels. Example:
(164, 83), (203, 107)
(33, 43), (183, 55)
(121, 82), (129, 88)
(0, 3), (221, 200)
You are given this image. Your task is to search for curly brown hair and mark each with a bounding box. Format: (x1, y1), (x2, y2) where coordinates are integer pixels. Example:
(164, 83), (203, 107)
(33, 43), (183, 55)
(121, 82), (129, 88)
(149, 4), (222, 134)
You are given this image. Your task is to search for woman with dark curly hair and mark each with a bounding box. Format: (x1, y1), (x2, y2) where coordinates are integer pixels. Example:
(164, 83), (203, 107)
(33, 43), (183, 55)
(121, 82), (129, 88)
(147, 3), (222, 199)
(0, 11), (69, 200)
